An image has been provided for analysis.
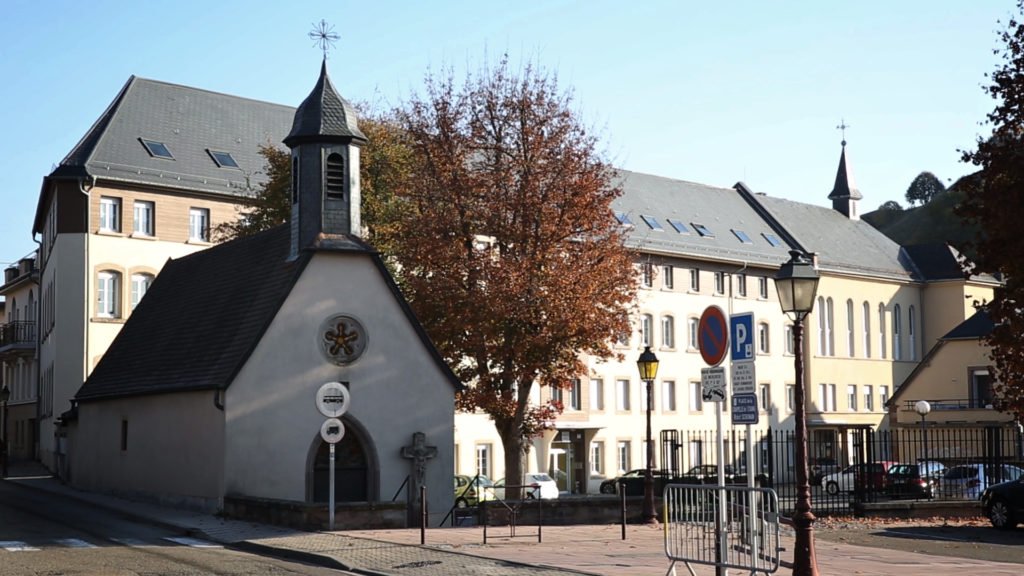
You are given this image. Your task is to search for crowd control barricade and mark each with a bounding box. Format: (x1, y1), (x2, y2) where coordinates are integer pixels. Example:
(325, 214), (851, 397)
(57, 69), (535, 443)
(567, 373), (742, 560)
(663, 484), (781, 576)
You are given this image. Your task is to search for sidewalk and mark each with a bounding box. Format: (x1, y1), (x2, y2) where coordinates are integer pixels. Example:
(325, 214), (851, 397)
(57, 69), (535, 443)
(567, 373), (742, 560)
(3, 461), (1022, 575)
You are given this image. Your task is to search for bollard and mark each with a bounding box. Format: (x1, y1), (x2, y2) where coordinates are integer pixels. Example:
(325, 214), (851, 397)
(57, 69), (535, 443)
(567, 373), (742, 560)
(482, 498), (488, 544)
(420, 485), (427, 545)
(538, 493), (543, 543)
(620, 482), (627, 540)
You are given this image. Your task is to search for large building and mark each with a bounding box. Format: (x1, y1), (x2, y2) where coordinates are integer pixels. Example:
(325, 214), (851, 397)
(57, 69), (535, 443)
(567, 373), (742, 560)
(3, 67), (1007, 501)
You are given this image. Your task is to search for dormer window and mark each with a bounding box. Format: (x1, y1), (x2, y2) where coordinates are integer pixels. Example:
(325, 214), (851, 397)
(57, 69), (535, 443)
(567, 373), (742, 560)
(325, 153), (345, 199)
(140, 138), (174, 160)
(208, 150), (239, 168)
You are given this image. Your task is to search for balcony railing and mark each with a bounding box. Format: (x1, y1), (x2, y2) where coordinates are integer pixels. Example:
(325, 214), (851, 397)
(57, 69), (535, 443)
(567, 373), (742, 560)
(0, 321), (36, 348)
(902, 398), (996, 411)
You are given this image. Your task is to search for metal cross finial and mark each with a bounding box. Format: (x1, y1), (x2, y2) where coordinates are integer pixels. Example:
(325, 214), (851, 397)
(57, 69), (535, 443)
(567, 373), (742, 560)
(309, 19), (340, 59)
(836, 119), (850, 146)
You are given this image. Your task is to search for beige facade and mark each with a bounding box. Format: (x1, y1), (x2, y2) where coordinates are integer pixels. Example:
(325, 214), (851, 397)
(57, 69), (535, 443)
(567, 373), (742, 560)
(1, 254), (40, 462)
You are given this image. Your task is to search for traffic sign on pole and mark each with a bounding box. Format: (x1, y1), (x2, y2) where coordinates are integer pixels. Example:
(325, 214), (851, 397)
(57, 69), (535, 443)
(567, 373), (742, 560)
(730, 312), (755, 362)
(698, 306), (729, 366)
(731, 361), (756, 395)
(316, 382), (351, 418)
(700, 366), (727, 403)
(731, 393), (759, 424)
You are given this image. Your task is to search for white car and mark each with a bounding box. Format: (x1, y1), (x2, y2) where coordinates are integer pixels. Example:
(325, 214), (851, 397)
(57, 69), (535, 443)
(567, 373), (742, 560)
(494, 473), (560, 500)
(938, 464), (1024, 500)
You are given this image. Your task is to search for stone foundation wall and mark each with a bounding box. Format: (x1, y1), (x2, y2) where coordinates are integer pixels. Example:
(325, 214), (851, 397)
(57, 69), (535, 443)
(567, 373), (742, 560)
(224, 494), (407, 531)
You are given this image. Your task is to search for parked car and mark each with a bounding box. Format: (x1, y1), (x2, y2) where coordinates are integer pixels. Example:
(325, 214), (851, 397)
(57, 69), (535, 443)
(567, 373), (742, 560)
(453, 475), (496, 508)
(822, 461), (897, 495)
(676, 465), (771, 487)
(981, 475), (1024, 529)
(494, 473), (560, 500)
(915, 460), (948, 480)
(885, 463), (937, 499)
(810, 457), (841, 486)
(938, 464), (1024, 500)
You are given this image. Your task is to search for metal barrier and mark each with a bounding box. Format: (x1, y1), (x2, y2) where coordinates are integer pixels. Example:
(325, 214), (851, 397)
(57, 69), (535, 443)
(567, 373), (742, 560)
(663, 484), (781, 576)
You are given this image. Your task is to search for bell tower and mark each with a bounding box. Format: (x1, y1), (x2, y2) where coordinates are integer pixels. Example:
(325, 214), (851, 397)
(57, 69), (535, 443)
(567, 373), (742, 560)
(283, 59), (368, 259)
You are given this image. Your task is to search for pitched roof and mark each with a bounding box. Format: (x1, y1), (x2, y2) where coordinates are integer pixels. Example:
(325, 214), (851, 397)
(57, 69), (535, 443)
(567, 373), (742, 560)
(284, 60), (367, 146)
(828, 144), (862, 201)
(76, 225), (462, 403)
(76, 225), (305, 401)
(745, 192), (915, 280)
(52, 76), (295, 195)
(611, 171), (796, 267)
(941, 309), (994, 340)
(903, 243), (1000, 284)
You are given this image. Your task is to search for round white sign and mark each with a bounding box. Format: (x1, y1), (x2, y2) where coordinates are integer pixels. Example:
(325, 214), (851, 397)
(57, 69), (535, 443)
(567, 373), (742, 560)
(316, 382), (351, 418)
(320, 418), (345, 444)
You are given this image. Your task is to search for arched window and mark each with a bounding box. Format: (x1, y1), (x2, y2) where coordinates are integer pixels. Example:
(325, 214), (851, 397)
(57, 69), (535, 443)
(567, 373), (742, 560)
(817, 296), (826, 355)
(131, 273), (154, 311)
(325, 153), (345, 199)
(846, 299), (854, 357)
(909, 306), (917, 361)
(892, 304), (902, 360)
(641, 314), (653, 347)
(826, 297), (835, 356)
(878, 303), (886, 359)
(758, 322), (770, 354)
(862, 301), (871, 358)
(661, 315), (675, 349)
(97, 270), (121, 318)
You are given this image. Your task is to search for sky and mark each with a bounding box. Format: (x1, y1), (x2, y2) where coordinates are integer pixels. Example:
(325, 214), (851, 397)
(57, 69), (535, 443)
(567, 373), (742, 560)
(0, 0), (1014, 263)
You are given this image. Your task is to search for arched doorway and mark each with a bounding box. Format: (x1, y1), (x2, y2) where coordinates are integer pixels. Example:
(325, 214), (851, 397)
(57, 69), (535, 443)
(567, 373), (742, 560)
(310, 429), (370, 502)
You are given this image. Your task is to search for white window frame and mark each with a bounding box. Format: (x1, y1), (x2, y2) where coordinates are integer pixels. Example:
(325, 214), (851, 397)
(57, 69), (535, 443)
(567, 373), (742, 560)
(688, 317), (699, 351)
(661, 315), (675, 349)
(862, 301), (871, 358)
(786, 385), (795, 412)
(591, 441), (604, 474)
(641, 314), (653, 347)
(759, 383), (771, 412)
(880, 385), (890, 408)
(616, 379), (631, 411)
(846, 299), (855, 357)
(590, 379), (604, 411)
(617, 441), (631, 474)
(893, 304), (902, 360)
(130, 273), (153, 311)
(662, 380), (676, 412)
(99, 196), (121, 232)
(758, 322), (769, 354)
(878, 303), (887, 359)
(569, 379), (581, 411)
(909, 305), (917, 361)
(864, 385), (874, 411)
(189, 207), (210, 242)
(689, 381), (703, 412)
(737, 273), (747, 297)
(758, 277), (769, 299)
(689, 268), (700, 292)
(97, 271), (120, 318)
(714, 271), (725, 295)
(847, 384), (857, 411)
(133, 200), (154, 236)
(475, 444), (492, 478)
(641, 263), (653, 288)
(662, 265), (674, 290)
(784, 324), (794, 355)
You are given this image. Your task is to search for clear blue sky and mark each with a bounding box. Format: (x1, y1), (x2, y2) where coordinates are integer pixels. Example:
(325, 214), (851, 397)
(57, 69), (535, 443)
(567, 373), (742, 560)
(0, 0), (1013, 263)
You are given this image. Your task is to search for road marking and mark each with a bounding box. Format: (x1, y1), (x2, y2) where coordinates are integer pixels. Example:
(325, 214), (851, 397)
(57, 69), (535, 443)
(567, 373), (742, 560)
(54, 538), (98, 548)
(163, 536), (222, 548)
(0, 541), (40, 552)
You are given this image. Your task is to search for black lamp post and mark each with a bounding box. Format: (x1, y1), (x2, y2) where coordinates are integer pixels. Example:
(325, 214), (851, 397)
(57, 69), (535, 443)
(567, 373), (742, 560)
(774, 250), (821, 576)
(915, 400), (931, 465)
(637, 345), (659, 524)
(1, 385), (9, 478)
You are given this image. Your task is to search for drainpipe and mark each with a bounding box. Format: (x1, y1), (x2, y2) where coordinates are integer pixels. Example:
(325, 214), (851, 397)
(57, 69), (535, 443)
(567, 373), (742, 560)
(31, 233), (42, 462)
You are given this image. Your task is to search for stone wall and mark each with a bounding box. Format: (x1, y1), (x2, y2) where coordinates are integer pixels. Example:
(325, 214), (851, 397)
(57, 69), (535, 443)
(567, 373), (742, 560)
(224, 495), (407, 531)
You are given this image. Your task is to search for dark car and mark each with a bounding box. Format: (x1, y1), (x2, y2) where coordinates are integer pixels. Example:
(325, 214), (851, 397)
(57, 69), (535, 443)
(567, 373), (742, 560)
(886, 464), (936, 499)
(599, 469), (666, 495)
(676, 464), (772, 488)
(810, 457), (840, 486)
(981, 475), (1024, 529)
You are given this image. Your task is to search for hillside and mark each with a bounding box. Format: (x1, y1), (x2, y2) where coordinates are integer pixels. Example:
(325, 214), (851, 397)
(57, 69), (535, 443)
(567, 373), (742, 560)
(861, 173), (982, 260)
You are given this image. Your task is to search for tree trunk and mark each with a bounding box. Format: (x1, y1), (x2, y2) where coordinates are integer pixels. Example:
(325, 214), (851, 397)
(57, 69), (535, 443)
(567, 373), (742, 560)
(497, 423), (526, 501)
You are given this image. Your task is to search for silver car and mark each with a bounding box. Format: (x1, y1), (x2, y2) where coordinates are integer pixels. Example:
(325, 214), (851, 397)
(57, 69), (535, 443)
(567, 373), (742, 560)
(938, 464), (1024, 500)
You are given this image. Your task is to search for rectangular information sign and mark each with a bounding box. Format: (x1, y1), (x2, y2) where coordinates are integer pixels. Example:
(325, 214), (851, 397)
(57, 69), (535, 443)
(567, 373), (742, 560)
(701, 366), (727, 403)
(731, 393), (759, 424)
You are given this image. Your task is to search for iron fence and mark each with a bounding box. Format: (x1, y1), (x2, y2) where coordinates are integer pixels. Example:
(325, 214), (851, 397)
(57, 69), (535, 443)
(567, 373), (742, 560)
(658, 424), (1024, 516)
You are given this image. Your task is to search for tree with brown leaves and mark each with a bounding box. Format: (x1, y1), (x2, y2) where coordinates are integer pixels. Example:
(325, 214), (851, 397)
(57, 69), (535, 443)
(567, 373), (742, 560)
(381, 57), (637, 493)
(958, 1), (1024, 422)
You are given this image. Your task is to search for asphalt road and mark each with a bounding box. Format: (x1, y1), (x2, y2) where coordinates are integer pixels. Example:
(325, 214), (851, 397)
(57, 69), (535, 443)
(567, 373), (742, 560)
(0, 480), (346, 575)
(814, 518), (1024, 565)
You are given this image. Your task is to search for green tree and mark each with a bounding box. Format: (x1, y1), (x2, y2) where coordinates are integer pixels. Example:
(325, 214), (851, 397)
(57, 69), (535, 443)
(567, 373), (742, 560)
(905, 171), (946, 206)
(958, 1), (1024, 421)
(213, 144), (291, 241)
(379, 57), (637, 494)
(878, 200), (903, 211)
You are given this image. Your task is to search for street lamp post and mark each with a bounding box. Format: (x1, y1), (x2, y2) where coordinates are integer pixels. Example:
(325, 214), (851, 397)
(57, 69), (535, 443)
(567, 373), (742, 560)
(1, 385), (9, 478)
(915, 400), (931, 465)
(774, 250), (821, 576)
(637, 346), (659, 524)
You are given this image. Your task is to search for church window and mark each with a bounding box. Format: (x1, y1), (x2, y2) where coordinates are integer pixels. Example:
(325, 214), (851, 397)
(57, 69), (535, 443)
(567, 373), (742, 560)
(139, 138), (174, 159)
(325, 153), (345, 199)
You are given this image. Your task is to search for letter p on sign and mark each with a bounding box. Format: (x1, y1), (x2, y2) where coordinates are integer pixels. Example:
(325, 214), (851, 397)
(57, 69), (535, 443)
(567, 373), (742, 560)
(731, 312), (755, 362)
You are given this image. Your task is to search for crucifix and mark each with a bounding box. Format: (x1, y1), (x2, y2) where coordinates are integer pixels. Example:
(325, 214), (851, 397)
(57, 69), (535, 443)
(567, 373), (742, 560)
(308, 19), (340, 60)
(401, 432), (438, 522)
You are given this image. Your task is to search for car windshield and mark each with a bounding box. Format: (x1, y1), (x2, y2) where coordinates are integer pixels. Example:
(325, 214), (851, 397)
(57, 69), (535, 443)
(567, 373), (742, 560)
(527, 473), (553, 482)
(945, 467), (979, 480)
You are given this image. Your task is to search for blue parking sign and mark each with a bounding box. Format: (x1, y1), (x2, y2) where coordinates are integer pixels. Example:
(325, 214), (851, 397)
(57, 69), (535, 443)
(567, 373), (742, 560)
(731, 313), (754, 361)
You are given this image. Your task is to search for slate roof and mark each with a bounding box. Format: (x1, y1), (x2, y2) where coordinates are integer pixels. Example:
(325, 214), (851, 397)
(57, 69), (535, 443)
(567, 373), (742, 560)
(284, 60), (366, 146)
(941, 309), (994, 340)
(75, 224), (462, 402)
(611, 171), (796, 267)
(51, 76), (295, 196)
(75, 225), (306, 401)
(746, 193), (915, 281)
(903, 243), (1000, 284)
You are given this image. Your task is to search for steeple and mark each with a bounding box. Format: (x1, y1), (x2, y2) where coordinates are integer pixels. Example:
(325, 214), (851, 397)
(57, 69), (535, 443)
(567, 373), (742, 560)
(284, 59), (367, 259)
(828, 140), (862, 220)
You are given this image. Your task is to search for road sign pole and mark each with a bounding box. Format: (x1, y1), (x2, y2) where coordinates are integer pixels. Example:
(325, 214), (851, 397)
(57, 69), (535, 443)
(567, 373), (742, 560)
(329, 443), (336, 531)
(716, 400), (727, 576)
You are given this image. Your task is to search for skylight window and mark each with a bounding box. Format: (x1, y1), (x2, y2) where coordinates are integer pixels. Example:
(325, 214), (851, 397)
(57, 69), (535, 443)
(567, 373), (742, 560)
(614, 211), (634, 226)
(667, 219), (690, 234)
(691, 223), (714, 238)
(732, 229), (753, 244)
(208, 149), (239, 169)
(762, 233), (782, 247)
(140, 139), (174, 160)
(640, 215), (663, 231)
